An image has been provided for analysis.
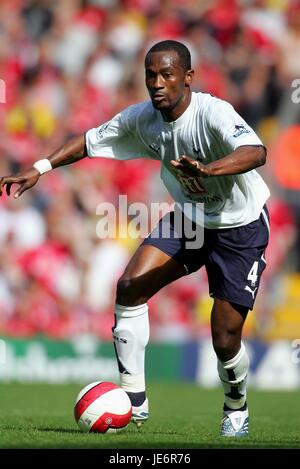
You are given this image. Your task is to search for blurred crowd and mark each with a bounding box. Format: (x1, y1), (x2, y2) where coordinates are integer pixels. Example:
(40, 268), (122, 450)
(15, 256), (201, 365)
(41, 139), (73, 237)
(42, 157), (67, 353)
(0, 0), (300, 341)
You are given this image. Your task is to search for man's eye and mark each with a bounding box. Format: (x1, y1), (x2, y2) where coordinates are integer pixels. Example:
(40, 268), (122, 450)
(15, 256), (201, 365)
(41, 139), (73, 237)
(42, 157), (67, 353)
(164, 73), (172, 79)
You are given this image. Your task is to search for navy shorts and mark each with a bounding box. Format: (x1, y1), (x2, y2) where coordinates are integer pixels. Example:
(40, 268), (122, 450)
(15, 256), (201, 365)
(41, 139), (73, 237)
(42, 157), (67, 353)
(142, 206), (270, 310)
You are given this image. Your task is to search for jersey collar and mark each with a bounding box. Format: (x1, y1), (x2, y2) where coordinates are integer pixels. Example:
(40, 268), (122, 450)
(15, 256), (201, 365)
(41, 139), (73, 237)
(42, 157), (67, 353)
(161, 92), (195, 131)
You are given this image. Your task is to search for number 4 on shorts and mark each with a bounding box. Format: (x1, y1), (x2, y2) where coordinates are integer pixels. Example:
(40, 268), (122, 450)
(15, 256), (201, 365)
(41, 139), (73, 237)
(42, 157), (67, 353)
(247, 261), (258, 287)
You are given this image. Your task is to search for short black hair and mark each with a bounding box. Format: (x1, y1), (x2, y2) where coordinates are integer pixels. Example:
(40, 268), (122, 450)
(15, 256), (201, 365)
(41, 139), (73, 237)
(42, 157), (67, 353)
(145, 40), (191, 71)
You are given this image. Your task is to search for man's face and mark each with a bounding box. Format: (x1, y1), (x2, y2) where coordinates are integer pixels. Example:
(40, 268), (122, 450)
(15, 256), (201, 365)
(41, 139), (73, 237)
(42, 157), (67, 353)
(145, 50), (193, 119)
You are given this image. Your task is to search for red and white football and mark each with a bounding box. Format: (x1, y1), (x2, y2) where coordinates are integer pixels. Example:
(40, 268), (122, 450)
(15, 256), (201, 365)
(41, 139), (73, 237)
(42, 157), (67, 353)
(74, 381), (132, 433)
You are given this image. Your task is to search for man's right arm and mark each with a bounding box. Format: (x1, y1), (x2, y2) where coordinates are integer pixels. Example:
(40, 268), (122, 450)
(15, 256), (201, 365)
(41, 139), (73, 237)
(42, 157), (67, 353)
(0, 134), (87, 199)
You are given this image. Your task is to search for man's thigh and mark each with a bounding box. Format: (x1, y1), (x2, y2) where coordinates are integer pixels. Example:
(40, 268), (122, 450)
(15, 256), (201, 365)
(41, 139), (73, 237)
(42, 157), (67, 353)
(142, 209), (207, 274)
(206, 208), (270, 310)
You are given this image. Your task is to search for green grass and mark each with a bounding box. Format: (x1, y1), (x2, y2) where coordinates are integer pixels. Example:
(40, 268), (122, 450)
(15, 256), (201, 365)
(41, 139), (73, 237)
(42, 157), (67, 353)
(0, 382), (299, 449)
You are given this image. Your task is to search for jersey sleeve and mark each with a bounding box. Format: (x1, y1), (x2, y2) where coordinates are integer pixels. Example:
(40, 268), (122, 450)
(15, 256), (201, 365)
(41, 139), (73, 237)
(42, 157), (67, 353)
(208, 99), (264, 152)
(85, 105), (158, 161)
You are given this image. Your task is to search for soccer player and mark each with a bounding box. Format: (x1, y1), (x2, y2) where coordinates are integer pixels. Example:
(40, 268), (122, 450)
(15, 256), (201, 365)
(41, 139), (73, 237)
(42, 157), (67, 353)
(0, 40), (270, 437)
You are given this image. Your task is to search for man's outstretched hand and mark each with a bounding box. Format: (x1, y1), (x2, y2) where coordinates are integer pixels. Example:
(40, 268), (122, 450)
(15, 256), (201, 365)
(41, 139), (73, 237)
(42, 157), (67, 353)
(170, 155), (211, 177)
(0, 168), (40, 199)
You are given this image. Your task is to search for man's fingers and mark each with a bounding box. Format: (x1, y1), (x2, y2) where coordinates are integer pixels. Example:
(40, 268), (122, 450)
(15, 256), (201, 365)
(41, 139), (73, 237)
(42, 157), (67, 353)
(0, 176), (24, 197)
(0, 177), (13, 196)
(180, 155), (192, 162)
(171, 158), (203, 178)
(170, 160), (185, 172)
(0, 173), (39, 198)
(6, 183), (12, 196)
(0, 177), (12, 195)
(180, 156), (198, 167)
(175, 156), (199, 172)
(3, 176), (23, 185)
(14, 182), (30, 199)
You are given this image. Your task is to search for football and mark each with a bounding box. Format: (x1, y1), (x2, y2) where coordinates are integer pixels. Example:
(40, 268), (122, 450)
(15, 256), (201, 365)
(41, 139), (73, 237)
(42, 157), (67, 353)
(74, 381), (132, 433)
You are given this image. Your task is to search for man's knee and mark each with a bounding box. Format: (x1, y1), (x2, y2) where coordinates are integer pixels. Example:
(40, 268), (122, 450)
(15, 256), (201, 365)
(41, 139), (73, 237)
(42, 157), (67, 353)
(116, 277), (148, 306)
(211, 300), (247, 361)
(212, 332), (241, 362)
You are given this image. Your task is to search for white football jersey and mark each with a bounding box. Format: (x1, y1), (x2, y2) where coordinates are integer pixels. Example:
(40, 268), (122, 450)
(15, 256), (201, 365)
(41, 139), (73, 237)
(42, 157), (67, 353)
(85, 92), (270, 229)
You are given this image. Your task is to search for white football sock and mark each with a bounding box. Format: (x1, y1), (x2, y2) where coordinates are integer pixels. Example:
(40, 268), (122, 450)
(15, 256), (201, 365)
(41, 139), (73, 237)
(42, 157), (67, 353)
(217, 342), (249, 410)
(112, 303), (149, 393)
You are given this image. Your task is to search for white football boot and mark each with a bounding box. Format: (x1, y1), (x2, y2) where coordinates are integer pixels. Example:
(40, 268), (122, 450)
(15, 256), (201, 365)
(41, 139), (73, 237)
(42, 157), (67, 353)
(220, 405), (249, 437)
(131, 398), (149, 428)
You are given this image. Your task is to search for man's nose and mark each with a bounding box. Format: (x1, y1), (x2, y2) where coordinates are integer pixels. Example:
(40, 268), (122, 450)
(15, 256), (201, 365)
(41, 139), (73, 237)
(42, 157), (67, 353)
(153, 75), (163, 88)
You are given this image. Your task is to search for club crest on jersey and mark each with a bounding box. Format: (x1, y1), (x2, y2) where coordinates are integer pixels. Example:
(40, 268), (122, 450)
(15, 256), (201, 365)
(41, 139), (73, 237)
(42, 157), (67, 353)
(231, 124), (250, 138)
(193, 148), (203, 162)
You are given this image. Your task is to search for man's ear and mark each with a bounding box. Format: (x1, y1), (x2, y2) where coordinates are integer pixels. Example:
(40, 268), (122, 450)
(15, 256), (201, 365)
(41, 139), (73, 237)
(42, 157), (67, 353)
(185, 69), (194, 86)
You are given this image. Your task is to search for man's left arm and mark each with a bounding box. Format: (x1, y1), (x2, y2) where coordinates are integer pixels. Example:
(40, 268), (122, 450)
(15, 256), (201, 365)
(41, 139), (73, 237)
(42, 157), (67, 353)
(170, 145), (266, 178)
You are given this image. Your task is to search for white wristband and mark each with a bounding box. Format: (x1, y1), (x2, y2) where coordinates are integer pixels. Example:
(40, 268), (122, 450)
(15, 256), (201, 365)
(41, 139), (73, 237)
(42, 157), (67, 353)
(33, 159), (52, 175)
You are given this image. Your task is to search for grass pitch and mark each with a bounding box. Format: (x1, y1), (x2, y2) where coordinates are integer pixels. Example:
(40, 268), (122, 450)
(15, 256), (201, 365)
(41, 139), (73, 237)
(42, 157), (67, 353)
(0, 382), (299, 449)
